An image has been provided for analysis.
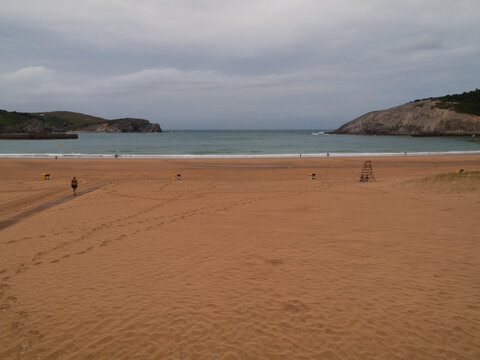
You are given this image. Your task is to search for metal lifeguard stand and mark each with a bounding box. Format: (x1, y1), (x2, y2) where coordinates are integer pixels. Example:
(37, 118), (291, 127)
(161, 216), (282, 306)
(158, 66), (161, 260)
(360, 161), (375, 182)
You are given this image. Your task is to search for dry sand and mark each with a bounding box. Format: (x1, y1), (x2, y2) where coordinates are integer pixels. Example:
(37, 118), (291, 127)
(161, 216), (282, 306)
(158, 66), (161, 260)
(0, 156), (479, 359)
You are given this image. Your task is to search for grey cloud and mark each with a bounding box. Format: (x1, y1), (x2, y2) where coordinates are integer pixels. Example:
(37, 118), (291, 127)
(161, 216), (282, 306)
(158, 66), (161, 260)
(0, 0), (479, 129)
(395, 37), (445, 54)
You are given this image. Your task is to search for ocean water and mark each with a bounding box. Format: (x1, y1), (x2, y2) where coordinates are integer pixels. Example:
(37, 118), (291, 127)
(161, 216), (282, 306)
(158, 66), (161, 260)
(0, 130), (479, 158)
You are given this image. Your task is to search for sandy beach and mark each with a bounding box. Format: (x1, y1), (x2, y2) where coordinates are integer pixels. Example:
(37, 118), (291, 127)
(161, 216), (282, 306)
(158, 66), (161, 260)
(0, 155), (479, 359)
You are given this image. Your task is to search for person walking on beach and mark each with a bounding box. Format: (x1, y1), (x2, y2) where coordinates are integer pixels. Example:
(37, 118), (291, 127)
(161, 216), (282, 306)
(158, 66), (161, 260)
(71, 177), (78, 195)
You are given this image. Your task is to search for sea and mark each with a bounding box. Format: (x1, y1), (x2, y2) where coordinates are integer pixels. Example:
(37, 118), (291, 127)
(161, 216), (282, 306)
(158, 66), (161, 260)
(1, 130), (479, 158)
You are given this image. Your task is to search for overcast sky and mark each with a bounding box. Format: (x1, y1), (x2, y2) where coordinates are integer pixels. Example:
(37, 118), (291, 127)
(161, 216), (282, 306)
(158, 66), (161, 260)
(1, 0), (479, 129)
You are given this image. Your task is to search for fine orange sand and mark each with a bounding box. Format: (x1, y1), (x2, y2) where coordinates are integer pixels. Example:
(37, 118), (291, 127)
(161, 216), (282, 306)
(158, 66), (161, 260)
(0, 156), (479, 359)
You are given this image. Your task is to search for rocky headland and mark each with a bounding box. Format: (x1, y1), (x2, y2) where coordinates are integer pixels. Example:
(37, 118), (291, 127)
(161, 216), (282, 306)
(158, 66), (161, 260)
(0, 110), (162, 139)
(75, 118), (162, 133)
(331, 89), (480, 136)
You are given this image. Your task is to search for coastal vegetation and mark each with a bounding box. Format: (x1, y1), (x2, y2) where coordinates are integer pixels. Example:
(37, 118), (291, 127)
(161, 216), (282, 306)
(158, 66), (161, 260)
(411, 171), (480, 193)
(433, 88), (480, 117)
(0, 109), (161, 135)
(30, 111), (109, 131)
(0, 110), (43, 130)
(414, 88), (480, 116)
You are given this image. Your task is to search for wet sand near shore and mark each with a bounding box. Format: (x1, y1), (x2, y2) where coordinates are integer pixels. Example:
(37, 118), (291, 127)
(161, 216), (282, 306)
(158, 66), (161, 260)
(0, 156), (479, 359)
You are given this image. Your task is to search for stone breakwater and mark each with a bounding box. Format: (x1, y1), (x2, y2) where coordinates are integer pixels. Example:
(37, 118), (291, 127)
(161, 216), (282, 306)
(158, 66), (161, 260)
(0, 133), (78, 140)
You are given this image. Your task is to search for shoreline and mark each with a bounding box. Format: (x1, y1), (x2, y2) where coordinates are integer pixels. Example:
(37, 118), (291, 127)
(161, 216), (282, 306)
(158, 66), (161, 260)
(1, 149), (480, 159)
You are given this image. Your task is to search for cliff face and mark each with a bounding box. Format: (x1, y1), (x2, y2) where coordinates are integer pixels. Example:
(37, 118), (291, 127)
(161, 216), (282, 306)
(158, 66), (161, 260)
(332, 99), (480, 136)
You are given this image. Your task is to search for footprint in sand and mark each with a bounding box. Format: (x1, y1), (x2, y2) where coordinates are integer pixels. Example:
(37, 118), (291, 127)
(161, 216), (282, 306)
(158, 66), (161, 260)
(15, 263), (27, 274)
(32, 252), (44, 261)
(0, 283), (10, 293)
(0, 303), (11, 311)
(283, 299), (308, 314)
(50, 259), (60, 264)
(16, 311), (28, 317)
(53, 241), (68, 250)
(266, 259), (284, 265)
(62, 254), (70, 259)
(18, 339), (30, 354)
(10, 321), (22, 333)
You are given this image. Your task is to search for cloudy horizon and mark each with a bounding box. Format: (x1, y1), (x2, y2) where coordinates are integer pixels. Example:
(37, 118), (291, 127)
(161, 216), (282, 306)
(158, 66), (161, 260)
(1, 0), (479, 129)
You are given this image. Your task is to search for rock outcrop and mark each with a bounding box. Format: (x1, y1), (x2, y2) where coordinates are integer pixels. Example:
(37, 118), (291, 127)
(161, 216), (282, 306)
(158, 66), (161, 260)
(78, 118), (162, 133)
(331, 99), (480, 136)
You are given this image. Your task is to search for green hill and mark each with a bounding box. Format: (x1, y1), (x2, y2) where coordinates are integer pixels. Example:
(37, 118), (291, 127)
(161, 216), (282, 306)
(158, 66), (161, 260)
(31, 111), (109, 131)
(0, 110), (47, 133)
(0, 110), (162, 134)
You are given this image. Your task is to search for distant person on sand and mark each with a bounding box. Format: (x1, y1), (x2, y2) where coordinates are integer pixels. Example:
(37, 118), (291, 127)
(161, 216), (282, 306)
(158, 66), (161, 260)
(71, 177), (78, 195)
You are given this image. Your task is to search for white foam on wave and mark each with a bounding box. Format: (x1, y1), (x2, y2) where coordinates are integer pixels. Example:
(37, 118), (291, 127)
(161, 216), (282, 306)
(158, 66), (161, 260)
(2, 150), (480, 159)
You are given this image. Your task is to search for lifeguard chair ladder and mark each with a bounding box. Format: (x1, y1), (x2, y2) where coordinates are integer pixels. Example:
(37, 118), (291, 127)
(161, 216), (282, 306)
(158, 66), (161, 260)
(360, 161), (375, 182)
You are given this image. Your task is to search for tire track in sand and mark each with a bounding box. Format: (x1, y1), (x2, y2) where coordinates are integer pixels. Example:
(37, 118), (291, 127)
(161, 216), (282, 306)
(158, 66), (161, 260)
(0, 183), (109, 231)
(0, 179), (331, 359)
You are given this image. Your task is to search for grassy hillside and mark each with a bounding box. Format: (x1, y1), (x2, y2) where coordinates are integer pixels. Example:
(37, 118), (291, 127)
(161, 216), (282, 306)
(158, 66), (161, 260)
(432, 88), (480, 116)
(0, 109), (161, 133)
(0, 110), (44, 132)
(0, 110), (110, 132)
(31, 111), (108, 130)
